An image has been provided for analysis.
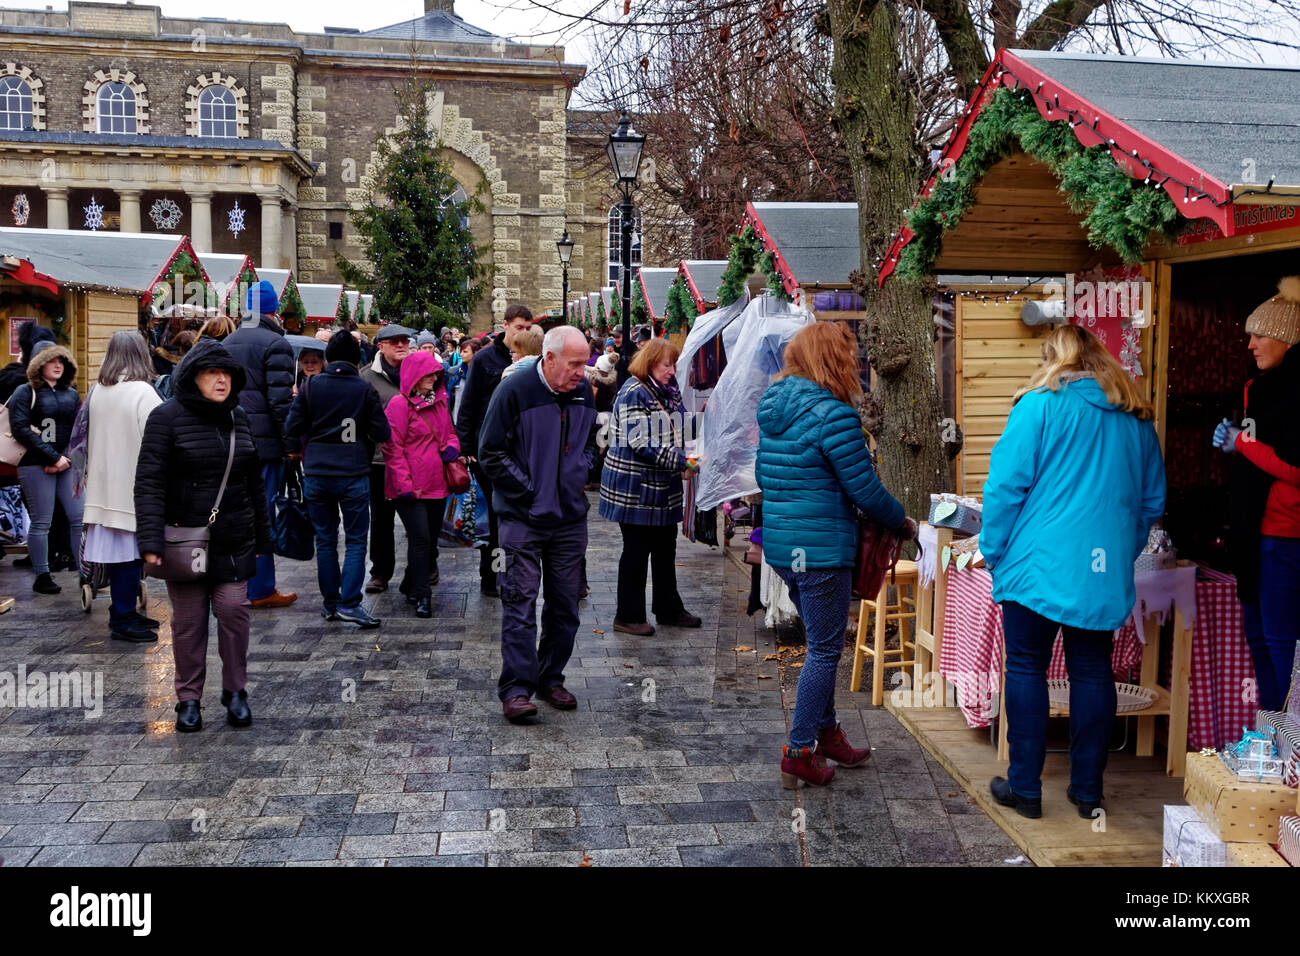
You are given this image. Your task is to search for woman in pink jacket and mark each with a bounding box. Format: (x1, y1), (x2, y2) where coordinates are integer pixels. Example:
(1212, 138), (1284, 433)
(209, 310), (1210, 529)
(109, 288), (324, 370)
(383, 349), (459, 619)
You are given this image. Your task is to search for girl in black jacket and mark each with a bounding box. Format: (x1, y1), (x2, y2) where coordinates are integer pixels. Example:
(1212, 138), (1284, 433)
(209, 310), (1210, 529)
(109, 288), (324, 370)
(10, 344), (82, 594)
(134, 340), (272, 732)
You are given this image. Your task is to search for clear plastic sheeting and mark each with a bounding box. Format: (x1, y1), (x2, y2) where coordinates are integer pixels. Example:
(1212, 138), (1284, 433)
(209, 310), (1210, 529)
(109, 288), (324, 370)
(675, 294), (749, 421)
(694, 295), (814, 511)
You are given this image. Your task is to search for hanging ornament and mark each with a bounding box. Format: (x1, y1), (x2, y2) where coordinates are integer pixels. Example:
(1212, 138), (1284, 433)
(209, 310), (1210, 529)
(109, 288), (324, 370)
(84, 195), (104, 231)
(228, 200), (246, 237)
(11, 193), (30, 226)
(149, 197), (182, 231)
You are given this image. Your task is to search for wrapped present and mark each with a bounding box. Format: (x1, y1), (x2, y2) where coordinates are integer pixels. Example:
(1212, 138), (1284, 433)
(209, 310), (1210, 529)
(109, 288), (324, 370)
(1255, 709), (1300, 788)
(928, 493), (982, 535)
(1226, 842), (1290, 867)
(1222, 725), (1286, 783)
(1163, 804), (1226, 867)
(1185, 751), (1296, 842)
(1279, 815), (1300, 867)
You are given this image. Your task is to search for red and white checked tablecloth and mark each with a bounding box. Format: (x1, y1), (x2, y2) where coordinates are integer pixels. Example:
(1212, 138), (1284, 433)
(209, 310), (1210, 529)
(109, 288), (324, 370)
(937, 564), (1255, 749)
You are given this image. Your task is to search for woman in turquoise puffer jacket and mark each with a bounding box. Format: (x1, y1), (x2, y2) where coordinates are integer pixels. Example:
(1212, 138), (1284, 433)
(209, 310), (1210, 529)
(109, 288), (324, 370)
(981, 323), (1165, 822)
(756, 322), (915, 789)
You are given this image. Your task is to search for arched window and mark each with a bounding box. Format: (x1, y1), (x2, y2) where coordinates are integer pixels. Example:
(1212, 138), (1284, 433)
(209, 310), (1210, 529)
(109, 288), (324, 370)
(607, 204), (643, 285)
(198, 85), (238, 138)
(97, 81), (136, 133)
(0, 76), (33, 131)
(442, 184), (469, 229)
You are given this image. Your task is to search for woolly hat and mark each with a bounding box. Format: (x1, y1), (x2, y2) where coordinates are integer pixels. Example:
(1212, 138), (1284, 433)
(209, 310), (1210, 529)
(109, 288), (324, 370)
(595, 353), (617, 374)
(604, 337), (616, 348)
(325, 328), (362, 365)
(416, 330), (439, 348)
(245, 280), (279, 318)
(1245, 277), (1300, 345)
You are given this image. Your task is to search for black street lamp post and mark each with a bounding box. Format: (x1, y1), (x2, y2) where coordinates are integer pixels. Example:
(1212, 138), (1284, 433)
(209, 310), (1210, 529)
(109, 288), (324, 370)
(556, 229), (574, 324)
(606, 108), (645, 363)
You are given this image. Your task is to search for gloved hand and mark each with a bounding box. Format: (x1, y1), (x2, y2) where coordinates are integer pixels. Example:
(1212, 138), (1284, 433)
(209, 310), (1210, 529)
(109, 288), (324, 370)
(1212, 418), (1241, 454)
(440, 445), (461, 463)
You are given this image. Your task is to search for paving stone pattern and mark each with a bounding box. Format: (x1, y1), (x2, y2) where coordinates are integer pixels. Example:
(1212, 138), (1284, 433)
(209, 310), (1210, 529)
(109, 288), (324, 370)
(0, 503), (1023, 866)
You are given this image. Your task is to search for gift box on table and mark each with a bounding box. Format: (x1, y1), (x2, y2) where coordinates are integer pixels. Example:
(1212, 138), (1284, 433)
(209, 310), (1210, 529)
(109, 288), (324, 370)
(1278, 815), (1300, 867)
(1163, 805), (1226, 867)
(1184, 751), (1296, 843)
(1226, 842), (1290, 866)
(1255, 709), (1300, 788)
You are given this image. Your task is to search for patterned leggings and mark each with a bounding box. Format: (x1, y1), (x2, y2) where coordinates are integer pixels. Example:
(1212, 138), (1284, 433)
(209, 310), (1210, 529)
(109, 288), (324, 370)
(773, 566), (852, 748)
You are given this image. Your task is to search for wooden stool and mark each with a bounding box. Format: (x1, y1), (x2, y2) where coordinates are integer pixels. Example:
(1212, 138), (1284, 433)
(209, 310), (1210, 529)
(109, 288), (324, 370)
(850, 560), (919, 706)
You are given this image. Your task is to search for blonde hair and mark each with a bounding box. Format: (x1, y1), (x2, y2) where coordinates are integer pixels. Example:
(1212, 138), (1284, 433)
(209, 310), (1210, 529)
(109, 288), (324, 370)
(511, 324), (544, 358)
(1015, 324), (1153, 420)
(200, 315), (237, 341)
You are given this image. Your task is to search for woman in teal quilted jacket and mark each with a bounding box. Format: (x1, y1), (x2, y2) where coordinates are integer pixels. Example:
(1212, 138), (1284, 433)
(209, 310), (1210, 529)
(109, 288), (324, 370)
(756, 322), (915, 788)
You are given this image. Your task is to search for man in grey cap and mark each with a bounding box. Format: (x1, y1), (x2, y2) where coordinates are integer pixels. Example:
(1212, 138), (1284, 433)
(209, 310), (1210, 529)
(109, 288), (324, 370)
(359, 323), (412, 593)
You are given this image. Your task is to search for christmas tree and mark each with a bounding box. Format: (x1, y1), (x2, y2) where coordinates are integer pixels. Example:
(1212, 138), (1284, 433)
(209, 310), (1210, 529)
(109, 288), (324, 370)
(336, 76), (484, 331)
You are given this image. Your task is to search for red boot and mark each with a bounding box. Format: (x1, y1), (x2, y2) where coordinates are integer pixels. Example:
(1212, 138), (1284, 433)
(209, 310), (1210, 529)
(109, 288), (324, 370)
(781, 744), (835, 789)
(817, 722), (871, 767)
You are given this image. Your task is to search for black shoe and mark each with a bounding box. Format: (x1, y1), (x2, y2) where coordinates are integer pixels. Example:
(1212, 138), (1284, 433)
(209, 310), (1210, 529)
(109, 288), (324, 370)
(32, 573), (60, 595)
(480, 579), (499, 598)
(322, 606), (340, 621)
(130, 611), (161, 629)
(336, 605), (381, 629)
(989, 776), (1042, 819)
(49, 553), (73, 573)
(415, 596), (432, 619)
(406, 593), (418, 606)
(174, 700), (202, 733)
(1066, 786), (1103, 820)
(14, 555), (31, 568)
(221, 688), (252, 728)
(110, 622), (158, 644)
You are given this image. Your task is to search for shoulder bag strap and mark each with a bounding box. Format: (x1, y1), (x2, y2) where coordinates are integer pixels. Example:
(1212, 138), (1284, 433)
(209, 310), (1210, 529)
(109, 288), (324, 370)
(208, 421), (238, 526)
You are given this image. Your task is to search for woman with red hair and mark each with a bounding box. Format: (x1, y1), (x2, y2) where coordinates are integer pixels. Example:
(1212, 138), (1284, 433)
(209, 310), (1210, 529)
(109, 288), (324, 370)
(756, 322), (916, 788)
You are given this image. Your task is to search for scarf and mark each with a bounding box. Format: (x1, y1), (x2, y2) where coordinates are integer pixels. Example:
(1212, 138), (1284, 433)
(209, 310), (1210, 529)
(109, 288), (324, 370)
(1229, 344), (1300, 603)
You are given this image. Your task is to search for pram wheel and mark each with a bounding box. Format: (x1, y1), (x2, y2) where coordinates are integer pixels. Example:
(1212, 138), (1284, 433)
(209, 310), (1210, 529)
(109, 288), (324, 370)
(80, 582), (93, 612)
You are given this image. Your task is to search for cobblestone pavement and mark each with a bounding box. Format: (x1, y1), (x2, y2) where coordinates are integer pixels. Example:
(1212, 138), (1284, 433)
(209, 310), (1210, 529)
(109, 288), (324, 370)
(0, 501), (1022, 866)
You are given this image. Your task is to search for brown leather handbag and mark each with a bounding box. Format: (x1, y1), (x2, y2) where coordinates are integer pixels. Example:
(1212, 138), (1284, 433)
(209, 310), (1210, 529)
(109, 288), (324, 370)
(851, 519), (905, 600)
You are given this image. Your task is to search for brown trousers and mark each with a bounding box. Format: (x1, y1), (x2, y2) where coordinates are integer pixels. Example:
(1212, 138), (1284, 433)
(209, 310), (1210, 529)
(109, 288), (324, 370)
(166, 579), (250, 701)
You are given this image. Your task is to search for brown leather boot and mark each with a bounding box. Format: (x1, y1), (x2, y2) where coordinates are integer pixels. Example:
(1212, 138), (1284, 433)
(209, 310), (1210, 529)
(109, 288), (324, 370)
(817, 722), (871, 767)
(781, 744), (835, 789)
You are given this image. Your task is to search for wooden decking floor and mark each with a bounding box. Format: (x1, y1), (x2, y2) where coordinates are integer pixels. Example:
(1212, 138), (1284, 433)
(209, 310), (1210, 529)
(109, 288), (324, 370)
(887, 701), (1182, 866)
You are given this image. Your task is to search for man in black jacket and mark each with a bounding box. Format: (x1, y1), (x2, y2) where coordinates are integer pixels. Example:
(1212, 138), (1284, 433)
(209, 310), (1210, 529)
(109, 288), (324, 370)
(455, 303), (533, 596)
(224, 281), (297, 608)
(359, 324), (413, 593)
(286, 331), (390, 629)
(478, 325), (599, 723)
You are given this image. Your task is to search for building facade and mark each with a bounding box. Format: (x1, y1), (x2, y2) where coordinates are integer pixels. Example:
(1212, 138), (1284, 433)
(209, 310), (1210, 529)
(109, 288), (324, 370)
(0, 0), (609, 329)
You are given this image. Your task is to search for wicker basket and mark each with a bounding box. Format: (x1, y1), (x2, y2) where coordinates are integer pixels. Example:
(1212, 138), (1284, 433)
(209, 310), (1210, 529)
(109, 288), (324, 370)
(1047, 679), (1157, 713)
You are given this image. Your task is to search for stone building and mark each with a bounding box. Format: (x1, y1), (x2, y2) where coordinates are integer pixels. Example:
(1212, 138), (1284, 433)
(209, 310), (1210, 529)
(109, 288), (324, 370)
(0, 0), (632, 329)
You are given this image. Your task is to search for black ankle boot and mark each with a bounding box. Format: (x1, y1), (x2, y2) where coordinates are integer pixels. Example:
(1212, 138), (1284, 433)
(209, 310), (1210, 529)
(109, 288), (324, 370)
(174, 699), (202, 733)
(415, 596), (432, 619)
(1066, 786), (1103, 820)
(221, 689), (252, 728)
(32, 572), (60, 595)
(990, 776), (1042, 819)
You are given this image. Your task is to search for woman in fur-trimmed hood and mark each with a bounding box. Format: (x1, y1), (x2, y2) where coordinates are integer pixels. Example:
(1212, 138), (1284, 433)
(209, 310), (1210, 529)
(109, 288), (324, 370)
(8, 342), (83, 594)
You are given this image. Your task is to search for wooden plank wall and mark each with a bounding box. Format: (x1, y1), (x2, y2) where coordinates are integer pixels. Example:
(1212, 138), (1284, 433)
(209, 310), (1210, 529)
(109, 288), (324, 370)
(81, 292), (140, 388)
(956, 295), (1051, 497)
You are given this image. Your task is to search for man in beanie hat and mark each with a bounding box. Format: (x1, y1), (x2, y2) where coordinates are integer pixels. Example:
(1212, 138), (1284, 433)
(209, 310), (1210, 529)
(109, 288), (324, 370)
(415, 330), (439, 354)
(224, 279), (298, 608)
(360, 323), (414, 592)
(1214, 276), (1300, 712)
(286, 329), (390, 628)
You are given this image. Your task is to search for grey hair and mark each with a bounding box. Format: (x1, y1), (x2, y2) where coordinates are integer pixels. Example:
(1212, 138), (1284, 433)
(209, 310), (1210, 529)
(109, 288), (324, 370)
(98, 330), (155, 385)
(542, 325), (588, 360)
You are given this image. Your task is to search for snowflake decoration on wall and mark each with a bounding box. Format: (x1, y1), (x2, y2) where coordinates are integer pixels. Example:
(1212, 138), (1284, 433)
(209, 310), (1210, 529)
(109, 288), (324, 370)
(228, 200), (246, 237)
(149, 197), (182, 231)
(84, 195), (104, 231)
(11, 193), (30, 226)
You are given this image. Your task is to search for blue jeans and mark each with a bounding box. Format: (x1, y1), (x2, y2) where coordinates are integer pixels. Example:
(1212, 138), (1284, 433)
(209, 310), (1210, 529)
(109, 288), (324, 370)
(773, 566), (851, 749)
(17, 465), (83, 576)
(247, 460), (284, 601)
(497, 517), (586, 701)
(1001, 601), (1116, 801)
(303, 473), (370, 612)
(1243, 536), (1300, 713)
(108, 559), (142, 627)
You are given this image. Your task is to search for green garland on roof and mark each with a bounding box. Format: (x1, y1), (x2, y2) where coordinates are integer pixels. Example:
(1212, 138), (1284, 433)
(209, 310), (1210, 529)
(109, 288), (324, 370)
(632, 280), (649, 327)
(896, 87), (1181, 280)
(610, 291), (623, 327)
(596, 297), (607, 331)
(716, 225), (790, 306)
(335, 293), (351, 324)
(665, 275), (694, 332)
(353, 295), (366, 323)
(281, 280), (306, 322)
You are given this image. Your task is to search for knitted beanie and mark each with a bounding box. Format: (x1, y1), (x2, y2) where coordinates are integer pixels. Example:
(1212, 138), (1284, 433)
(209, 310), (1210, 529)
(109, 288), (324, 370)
(1245, 277), (1300, 345)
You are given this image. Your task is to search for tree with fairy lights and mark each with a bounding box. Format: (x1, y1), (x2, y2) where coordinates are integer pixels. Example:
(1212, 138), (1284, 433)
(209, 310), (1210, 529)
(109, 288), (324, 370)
(337, 76), (484, 332)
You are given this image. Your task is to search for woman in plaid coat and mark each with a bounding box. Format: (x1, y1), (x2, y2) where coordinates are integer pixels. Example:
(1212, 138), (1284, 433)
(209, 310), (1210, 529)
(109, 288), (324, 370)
(599, 338), (701, 636)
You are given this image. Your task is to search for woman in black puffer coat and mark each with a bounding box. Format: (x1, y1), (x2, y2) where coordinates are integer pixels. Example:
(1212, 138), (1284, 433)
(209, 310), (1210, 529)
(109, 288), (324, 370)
(135, 339), (271, 733)
(9, 343), (83, 594)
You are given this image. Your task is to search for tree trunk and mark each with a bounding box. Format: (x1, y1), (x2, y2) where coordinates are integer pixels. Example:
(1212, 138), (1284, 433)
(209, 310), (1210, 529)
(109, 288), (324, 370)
(828, 0), (953, 519)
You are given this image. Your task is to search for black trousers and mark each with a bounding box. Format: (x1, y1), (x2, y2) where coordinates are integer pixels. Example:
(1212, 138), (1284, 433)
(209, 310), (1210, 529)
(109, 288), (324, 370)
(395, 497), (445, 601)
(368, 464), (396, 582)
(617, 522), (687, 624)
(471, 461), (500, 586)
